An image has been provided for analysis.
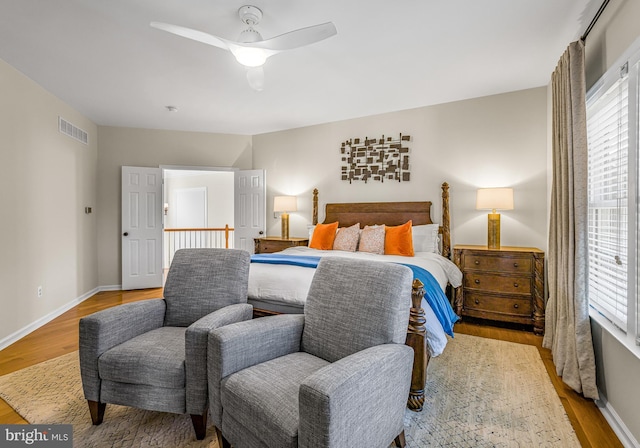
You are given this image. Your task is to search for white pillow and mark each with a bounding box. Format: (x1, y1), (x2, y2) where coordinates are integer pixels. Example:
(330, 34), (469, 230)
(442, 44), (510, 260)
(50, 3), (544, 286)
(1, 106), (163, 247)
(307, 225), (315, 245)
(412, 224), (440, 254)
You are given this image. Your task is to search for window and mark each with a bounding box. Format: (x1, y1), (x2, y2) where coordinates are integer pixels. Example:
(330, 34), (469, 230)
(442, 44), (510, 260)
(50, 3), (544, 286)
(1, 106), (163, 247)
(586, 37), (640, 349)
(587, 70), (629, 329)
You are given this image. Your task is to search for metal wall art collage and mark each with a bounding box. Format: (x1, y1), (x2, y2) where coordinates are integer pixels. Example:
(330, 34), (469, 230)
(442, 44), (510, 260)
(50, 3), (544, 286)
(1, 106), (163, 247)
(340, 133), (410, 183)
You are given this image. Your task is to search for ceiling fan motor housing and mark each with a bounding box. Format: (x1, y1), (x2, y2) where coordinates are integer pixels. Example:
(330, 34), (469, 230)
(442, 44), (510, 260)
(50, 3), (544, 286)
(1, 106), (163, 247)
(238, 27), (262, 43)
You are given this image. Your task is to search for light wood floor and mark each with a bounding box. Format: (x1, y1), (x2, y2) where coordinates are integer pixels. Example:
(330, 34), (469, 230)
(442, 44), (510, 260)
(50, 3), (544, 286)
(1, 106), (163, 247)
(0, 289), (623, 447)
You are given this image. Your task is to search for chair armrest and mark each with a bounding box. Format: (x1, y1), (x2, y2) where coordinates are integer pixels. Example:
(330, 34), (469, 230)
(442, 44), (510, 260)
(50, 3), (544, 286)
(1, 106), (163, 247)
(185, 303), (253, 415)
(207, 314), (304, 427)
(298, 344), (414, 448)
(79, 299), (166, 402)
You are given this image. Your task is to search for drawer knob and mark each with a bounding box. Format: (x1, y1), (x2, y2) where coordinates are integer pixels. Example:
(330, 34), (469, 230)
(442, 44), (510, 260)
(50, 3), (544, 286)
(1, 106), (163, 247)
(474, 260), (480, 265)
(514, 304), (519, 309)
(514, 262), (519, 267)
(513, 283), (519, 288)
(474, 279), (480, 284)
(475, 299), (480, 304)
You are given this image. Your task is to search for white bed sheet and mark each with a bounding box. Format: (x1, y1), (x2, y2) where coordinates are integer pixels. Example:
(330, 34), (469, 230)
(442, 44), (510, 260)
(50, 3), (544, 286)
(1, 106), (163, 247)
(248, 247), (463, 357)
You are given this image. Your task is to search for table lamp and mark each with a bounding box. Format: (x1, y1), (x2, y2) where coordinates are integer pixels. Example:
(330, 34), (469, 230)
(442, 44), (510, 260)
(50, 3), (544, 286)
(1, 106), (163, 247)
(476, 188), (514, 249)
(273, 196), (297, 239)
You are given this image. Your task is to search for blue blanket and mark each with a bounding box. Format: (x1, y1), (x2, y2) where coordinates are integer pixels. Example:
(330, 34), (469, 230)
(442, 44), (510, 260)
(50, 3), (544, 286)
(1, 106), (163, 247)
(250, 254), (458, 337)
(251, 254), (322, 268)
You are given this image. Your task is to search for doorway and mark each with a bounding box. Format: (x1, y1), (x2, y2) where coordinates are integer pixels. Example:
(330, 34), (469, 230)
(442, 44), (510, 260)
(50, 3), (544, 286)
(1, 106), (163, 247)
(163, 168), (234, 271)
(121, 166), (265, 290)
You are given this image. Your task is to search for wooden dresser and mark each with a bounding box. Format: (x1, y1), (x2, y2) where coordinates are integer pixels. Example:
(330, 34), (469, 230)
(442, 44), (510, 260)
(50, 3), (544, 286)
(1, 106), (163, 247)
(453, 245), (545, 335)
(254, 237), (309, 254)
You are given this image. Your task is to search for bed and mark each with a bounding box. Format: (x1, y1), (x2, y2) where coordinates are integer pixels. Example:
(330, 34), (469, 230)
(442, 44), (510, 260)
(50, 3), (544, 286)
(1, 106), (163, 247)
(247, 182), (462, 411)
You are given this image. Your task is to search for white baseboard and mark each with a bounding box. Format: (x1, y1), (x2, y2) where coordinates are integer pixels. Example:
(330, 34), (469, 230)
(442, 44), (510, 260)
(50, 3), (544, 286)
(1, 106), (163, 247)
(597, 394), (640, 448)
(99, 284), (122, 291)
(0, 285), (122, 352)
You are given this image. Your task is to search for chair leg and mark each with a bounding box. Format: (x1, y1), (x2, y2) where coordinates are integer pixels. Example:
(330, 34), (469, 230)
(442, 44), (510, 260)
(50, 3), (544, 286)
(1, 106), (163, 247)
(394, 430), (407, 448)
(215, 427), (231, 448)
(87, 400), (106, 425)
(190, 413), (207, 440)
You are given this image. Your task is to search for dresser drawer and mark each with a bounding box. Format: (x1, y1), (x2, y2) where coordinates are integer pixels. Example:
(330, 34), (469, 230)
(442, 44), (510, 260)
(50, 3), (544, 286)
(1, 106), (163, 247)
(463, 292), (532, 317)
(258, 241), (291, 253)
(462, 253), (532, 273)
(463, 273), (531, 294)
(255, 237), (309, 254)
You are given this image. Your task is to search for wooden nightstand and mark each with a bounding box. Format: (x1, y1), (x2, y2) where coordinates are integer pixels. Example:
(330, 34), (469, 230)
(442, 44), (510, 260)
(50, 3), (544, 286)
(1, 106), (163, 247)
(453, 245), (545, 335)
(254, 237), (309, 254)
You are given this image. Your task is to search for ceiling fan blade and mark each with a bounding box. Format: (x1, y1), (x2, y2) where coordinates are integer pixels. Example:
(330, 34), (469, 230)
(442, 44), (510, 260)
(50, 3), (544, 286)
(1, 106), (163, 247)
(246, 67), (264, 91)
(150, 22), (231, 51)
(250, 22), (337, 51)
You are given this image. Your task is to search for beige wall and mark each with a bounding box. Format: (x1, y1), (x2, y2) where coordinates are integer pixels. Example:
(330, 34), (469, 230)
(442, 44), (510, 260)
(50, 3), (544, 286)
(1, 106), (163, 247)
(0, 58), (98, 345)
(97, 127), (252, 286)
(582, 0), (640, 444)
(584, 0), (640, 90)
(253, 87), (548, 253)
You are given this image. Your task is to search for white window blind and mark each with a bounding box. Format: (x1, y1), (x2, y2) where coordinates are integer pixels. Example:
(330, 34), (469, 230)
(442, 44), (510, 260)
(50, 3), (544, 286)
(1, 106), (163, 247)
(586, 69), (629, 330)
(635, 60), (640, 346)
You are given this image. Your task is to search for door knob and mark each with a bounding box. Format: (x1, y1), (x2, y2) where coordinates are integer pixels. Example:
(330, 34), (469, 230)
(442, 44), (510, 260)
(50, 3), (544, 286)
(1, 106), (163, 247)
(259, 230), (264, 235)
(123, 232), (129, 236)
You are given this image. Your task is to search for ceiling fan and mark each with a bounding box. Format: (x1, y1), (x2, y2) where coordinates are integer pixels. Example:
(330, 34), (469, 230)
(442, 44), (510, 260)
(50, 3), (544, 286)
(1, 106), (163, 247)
(151, 5), (337, 91)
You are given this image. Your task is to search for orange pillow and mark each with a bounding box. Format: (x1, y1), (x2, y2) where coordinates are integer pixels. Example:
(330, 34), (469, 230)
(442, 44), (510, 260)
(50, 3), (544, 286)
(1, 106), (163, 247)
(384, 220), (414, 256)
(309, 221), (339, 250)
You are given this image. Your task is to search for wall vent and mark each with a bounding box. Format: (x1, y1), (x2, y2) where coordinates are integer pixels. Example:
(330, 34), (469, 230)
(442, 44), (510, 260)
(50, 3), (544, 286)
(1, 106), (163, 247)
(59, 116), (88, 145)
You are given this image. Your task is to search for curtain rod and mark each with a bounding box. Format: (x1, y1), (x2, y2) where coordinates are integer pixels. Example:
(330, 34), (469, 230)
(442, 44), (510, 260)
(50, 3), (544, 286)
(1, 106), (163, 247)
(581, 0), (610, 41)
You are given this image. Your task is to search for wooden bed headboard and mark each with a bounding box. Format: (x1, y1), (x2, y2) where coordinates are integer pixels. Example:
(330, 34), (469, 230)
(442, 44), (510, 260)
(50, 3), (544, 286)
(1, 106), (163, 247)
(311, 182), (451, 259)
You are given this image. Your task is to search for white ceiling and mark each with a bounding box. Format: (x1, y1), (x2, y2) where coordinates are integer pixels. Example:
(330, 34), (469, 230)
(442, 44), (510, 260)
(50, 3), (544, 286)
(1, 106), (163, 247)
(0, 0), (598, 135)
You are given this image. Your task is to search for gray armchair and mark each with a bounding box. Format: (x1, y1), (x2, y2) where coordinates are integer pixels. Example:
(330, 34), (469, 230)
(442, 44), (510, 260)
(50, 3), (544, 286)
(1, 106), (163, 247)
(208, 257), (414, 448)
(79, 248), (252, 440)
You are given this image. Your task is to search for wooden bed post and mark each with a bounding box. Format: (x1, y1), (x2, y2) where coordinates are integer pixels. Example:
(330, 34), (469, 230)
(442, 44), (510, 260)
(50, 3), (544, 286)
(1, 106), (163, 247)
(441, 182), (451, 259)
(312, 188), (318, 226)
(406, 279), (428, 411)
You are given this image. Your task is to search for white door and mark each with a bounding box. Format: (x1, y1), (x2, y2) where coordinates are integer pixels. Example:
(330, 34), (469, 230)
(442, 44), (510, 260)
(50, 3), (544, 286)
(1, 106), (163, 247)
(122, 166), (163, 290)
(234, 170), (266, 253)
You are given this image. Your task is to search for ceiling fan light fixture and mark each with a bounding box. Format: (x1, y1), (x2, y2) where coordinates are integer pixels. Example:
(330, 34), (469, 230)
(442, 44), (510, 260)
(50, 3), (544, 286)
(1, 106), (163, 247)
(232, 46), (268, 67)
(151, 4), (337, 88)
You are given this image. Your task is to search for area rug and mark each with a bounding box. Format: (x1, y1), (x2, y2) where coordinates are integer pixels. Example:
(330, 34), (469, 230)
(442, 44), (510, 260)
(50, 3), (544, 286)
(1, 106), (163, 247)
(0, 334), (579, 447)
(404, 333), (580, 447)
(0, 352), (218, 448)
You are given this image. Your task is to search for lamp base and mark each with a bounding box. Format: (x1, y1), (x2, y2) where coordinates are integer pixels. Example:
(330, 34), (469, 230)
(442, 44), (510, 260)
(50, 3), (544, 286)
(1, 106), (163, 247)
(281, 213), (290, 240)
(487, 213), (501, 249)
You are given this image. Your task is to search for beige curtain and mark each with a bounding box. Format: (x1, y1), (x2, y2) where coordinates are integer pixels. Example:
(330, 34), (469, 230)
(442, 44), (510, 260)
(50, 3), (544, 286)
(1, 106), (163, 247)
(543, 40), (599, 400)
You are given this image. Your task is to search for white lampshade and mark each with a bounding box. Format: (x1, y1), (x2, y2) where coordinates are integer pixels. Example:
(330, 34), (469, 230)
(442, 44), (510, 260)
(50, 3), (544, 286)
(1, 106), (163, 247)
(476, 188), (514, 211)
(274, 196), (298, 213)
